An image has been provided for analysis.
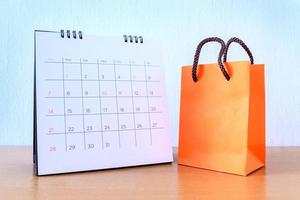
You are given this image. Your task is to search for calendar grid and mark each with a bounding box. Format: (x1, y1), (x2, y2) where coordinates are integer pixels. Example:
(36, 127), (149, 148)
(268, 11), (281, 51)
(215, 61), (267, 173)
(61, 58), (68, 152)
(144, 61), (152, 145)
(45, 79), (160, 83)
(79, 59), (87, 150)
(129, 62), (137, 146)
(113, 60), (121, 148)
(44, 58), (165, 149)
(45, 95), (162, 99)
(46, 111), (163, 117)
(97, 59), (104, 149)
(46, 127), (164, 135)
(45, 60), (160, 67)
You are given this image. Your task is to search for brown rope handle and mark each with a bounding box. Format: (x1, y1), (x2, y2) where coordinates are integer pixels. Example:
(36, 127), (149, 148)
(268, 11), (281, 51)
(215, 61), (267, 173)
(192, 37), (230, 82)
(223, 37), (254, 64)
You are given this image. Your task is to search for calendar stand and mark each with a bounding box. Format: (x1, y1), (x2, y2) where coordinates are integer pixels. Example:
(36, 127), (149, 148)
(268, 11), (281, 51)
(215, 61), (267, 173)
(34, 30), (173, 175)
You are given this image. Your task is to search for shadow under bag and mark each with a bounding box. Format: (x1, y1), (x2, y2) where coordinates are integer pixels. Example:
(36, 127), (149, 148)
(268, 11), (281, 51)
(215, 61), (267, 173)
(178, 37), (265, 176)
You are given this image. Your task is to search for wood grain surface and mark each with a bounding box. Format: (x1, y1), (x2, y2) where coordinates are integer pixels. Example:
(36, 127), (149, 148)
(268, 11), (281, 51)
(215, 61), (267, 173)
(0, 147), (300, 199)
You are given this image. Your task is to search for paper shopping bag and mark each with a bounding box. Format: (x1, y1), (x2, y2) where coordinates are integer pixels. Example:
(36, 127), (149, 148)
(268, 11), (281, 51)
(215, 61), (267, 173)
(178, 37), (265, 176)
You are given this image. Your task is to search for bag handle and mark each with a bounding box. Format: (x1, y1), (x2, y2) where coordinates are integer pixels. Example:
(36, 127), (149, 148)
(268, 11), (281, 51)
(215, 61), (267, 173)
(223, 37), (254, 64)
(192, 37), (230, 82)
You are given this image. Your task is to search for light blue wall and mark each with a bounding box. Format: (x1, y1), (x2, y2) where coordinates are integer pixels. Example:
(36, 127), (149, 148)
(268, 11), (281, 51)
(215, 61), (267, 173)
(0, 0), (300, 146)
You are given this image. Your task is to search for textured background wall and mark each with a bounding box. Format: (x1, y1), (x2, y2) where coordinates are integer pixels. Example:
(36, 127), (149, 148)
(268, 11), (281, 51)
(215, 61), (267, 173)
(0, 0), (300, 146)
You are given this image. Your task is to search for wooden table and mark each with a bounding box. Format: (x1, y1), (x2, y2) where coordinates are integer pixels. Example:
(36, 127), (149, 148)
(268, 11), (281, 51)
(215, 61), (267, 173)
(0, 147), (300, 199)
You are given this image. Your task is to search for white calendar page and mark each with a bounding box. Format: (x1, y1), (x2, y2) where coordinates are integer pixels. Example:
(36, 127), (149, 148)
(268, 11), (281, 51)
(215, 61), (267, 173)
(34, 30), (173, 175)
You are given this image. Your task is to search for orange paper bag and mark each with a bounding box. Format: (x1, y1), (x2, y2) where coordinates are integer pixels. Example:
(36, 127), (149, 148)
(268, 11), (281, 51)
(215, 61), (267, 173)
(178, 37), (265, 176)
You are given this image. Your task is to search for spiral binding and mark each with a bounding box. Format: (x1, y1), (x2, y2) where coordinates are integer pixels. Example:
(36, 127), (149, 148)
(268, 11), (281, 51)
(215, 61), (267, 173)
(123, 35), (143, 43)
(60, 30), (143, 43)
(60, 30), (83, 39)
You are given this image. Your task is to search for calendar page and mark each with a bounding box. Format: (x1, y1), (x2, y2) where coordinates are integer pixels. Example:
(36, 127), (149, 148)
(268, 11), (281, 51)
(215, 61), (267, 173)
(34, 30), (173, 175)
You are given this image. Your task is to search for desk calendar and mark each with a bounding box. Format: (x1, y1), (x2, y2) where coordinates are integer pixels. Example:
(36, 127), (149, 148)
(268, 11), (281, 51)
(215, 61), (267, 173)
(33, 30), (173, 175)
